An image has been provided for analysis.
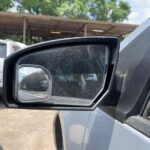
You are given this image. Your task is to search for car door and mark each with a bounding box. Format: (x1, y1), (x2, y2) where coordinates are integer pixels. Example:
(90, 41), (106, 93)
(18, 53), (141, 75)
(83, 20), (150, 150)
(57, 20), (150, 150)
(80, 108), (149, 150)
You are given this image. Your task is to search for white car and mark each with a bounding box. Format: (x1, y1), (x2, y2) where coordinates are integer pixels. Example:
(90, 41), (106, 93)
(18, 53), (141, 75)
(0, 40), (26, 96)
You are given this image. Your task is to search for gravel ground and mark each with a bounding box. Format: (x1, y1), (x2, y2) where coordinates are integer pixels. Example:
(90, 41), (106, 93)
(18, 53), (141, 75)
(0, 109), (57, 150)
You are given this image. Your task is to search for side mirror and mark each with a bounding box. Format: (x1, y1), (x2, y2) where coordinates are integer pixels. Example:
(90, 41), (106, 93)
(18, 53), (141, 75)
(3, 37), (119, 110)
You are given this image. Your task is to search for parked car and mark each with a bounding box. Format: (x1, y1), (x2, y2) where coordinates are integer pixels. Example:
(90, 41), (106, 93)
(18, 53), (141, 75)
(2, 19), (150, 150)
(0, 40), (26, 96)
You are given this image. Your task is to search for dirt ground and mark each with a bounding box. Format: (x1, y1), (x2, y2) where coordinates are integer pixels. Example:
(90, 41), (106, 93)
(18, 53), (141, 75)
(0, 109), (57, 150)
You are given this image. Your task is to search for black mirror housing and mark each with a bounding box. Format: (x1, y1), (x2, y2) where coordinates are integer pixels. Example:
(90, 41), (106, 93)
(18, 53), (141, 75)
(3, 37), (119, 110)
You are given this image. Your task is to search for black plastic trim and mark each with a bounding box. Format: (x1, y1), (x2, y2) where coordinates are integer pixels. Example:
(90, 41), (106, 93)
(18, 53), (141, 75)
(125, 116), (150, 138)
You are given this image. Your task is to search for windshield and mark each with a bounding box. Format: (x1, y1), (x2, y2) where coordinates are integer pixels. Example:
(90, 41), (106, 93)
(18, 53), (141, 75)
(0, 43), (7, 58)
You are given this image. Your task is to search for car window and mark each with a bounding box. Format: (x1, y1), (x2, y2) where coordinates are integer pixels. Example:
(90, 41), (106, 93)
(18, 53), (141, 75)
(125, 92), (150, 138)
(143, 98), (150, 120)
(0, 43), (7, 58)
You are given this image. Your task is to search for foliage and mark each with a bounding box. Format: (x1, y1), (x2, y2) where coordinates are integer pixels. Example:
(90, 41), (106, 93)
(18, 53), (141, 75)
(17, 0), (63, 15)
(17, 0), (131, 22)
(0, 0), (13, 11)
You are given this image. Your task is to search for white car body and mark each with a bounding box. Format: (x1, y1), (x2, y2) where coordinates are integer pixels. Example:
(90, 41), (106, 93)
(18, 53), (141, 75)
(0, 40), (26, 95)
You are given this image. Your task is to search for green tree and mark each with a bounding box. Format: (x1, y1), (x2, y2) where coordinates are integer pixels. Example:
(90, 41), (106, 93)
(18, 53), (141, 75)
(57, 0), (131, 22)
(0, 0), (13, 11)
(17, 0), (63, 15)
(17, 0), (130, 22)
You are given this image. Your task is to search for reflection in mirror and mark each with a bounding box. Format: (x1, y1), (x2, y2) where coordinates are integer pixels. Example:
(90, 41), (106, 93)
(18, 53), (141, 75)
(17, 45), (109, 105)
(16, 66), (51, 102)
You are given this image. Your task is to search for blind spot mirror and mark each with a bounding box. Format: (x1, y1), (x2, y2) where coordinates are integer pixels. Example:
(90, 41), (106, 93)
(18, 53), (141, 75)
(16, 65), (52, 103)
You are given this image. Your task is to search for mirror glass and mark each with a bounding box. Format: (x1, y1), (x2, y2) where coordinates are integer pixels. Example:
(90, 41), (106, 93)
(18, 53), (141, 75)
(16, 45), (109, 105)
(16, 66), (51, 102)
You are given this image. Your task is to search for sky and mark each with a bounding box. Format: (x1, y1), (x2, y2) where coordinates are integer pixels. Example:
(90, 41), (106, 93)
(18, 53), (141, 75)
(124, 0), (150, 24)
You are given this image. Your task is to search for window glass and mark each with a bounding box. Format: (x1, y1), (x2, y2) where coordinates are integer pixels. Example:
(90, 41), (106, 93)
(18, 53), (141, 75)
(0, 43), (7, 58)
(143, 99), (150, 120)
